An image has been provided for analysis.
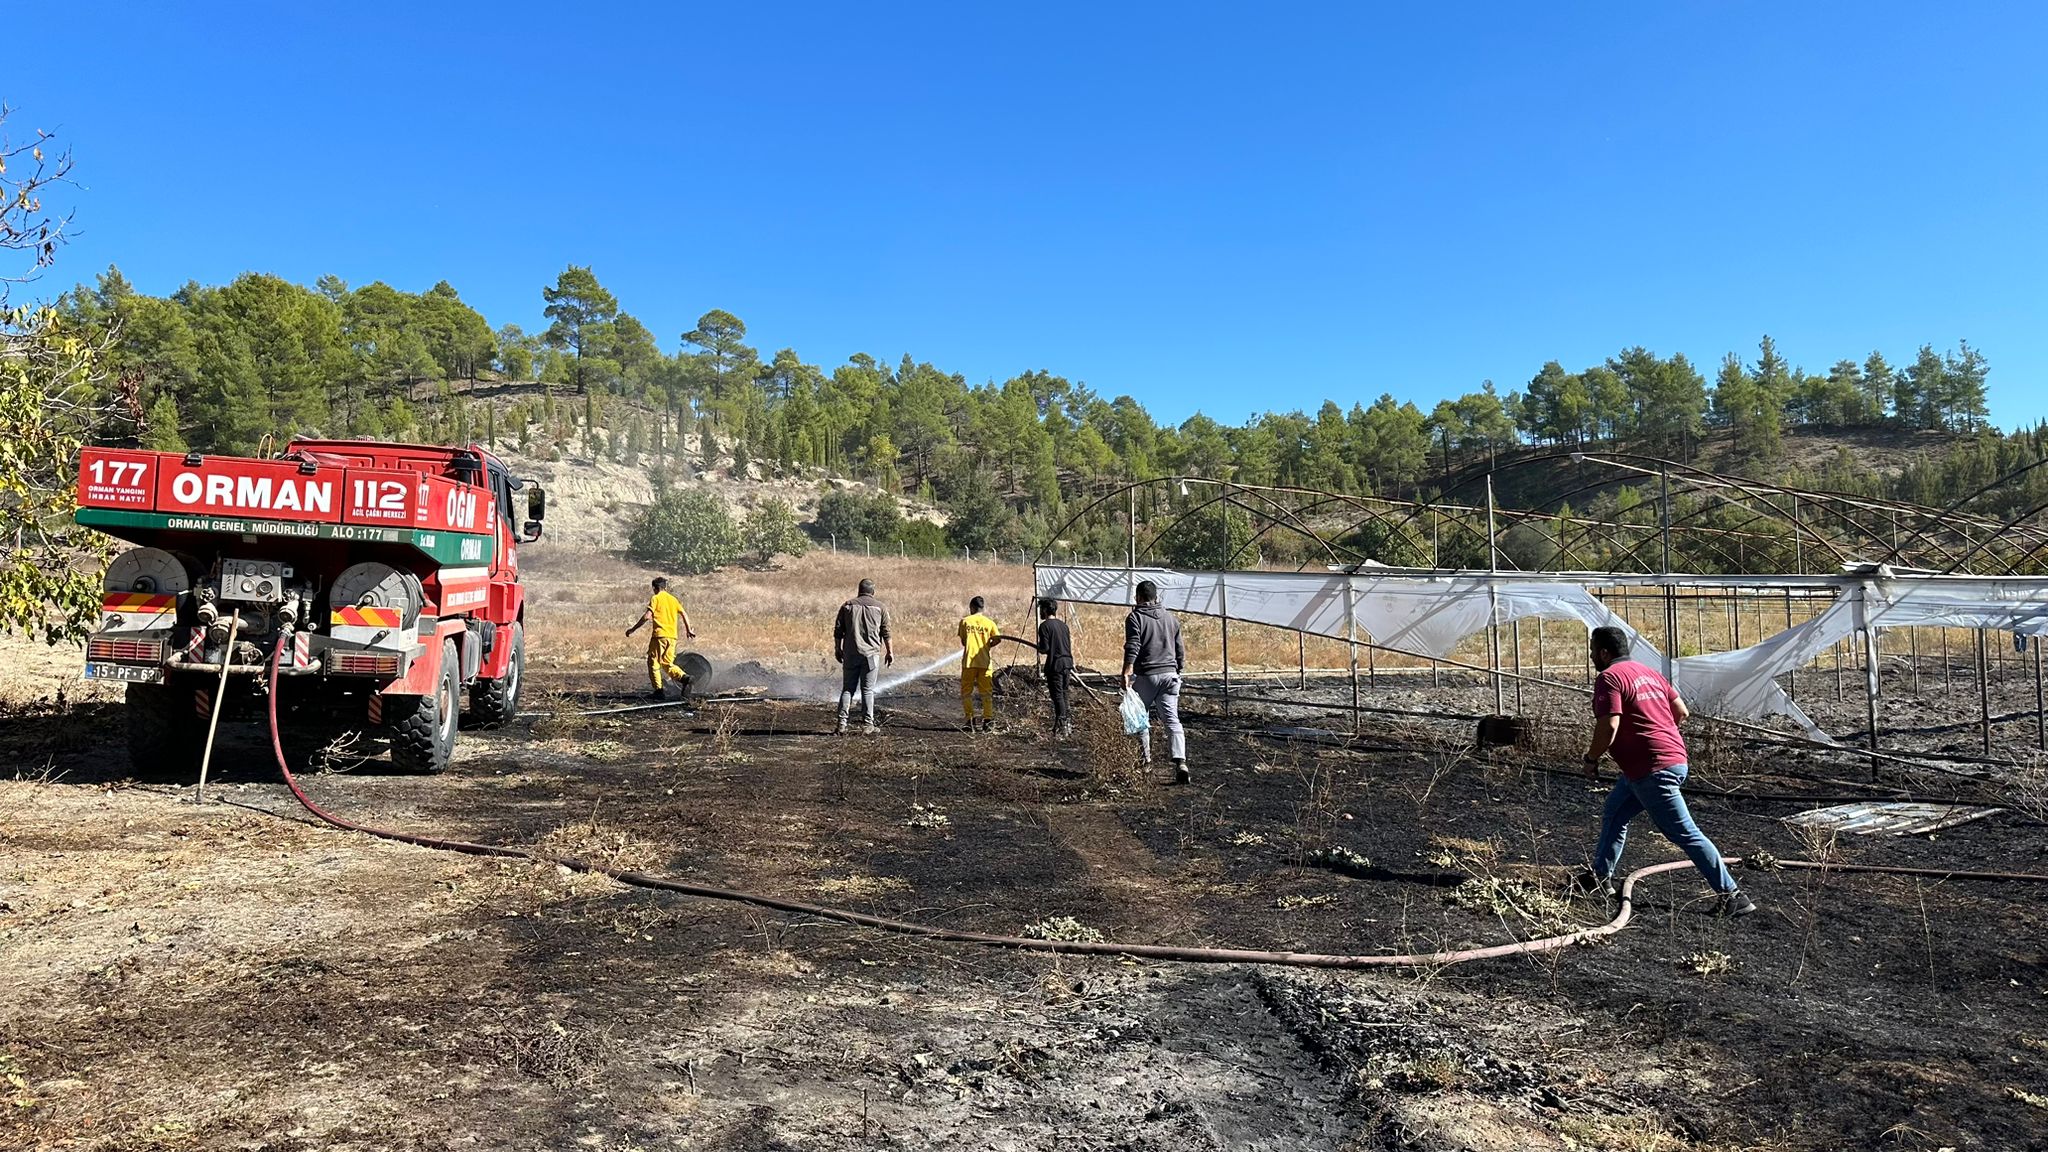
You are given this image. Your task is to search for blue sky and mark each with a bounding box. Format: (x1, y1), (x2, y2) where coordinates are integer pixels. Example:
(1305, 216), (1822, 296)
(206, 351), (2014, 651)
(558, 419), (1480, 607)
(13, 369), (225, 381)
(14, 3), (2046, 428)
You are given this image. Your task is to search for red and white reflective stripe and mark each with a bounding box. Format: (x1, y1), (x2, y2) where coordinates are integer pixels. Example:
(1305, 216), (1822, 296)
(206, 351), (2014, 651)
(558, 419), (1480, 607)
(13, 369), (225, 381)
(184, 631), (206, 660)
(193, 689), (212, 721)
(367, 695), (384, 725)
(293, 632), (313, 669)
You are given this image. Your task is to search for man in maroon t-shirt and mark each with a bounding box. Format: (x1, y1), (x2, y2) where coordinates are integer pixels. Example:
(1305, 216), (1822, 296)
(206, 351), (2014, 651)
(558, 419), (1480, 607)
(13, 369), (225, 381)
(1576, 626), (1755, 917)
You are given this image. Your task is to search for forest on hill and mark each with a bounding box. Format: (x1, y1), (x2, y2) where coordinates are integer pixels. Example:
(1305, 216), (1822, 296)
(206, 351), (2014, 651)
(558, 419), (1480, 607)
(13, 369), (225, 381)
(50, 260), (2046, 567)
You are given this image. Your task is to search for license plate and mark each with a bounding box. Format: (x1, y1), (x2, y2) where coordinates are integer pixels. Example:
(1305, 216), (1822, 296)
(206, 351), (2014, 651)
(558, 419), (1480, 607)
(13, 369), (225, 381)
(85, 662), (163, 684)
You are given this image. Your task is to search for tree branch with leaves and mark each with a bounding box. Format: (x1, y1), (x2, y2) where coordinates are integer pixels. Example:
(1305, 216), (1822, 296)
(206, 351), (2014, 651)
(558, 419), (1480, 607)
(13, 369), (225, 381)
(0, 104), (113, 644)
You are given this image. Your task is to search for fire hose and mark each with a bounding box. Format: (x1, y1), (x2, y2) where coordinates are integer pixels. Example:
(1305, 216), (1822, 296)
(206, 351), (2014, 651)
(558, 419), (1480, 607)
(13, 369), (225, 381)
(258, 645), (2048, 970)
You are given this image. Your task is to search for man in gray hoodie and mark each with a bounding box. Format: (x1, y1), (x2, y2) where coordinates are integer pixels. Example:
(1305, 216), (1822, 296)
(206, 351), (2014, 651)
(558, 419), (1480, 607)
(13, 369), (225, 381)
(1122, 579), (1190, 783)
(833, 578), (893, 733)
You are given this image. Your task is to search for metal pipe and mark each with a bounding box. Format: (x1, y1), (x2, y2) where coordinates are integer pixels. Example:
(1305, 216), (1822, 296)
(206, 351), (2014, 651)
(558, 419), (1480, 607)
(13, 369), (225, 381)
(1220, 575), (1231, 717)
(1345, 577), (1359, 737)
(1979, 629), (1993, 756)
(2037, 642), (2045, 753)
(1511, 616), (1523, 713)
(1862, 623), (1882, 779)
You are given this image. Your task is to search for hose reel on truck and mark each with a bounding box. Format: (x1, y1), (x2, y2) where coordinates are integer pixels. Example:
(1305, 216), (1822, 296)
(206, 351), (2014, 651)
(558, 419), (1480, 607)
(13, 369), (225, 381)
(325, 561), (428, 677)
(104, 547), (193, 598)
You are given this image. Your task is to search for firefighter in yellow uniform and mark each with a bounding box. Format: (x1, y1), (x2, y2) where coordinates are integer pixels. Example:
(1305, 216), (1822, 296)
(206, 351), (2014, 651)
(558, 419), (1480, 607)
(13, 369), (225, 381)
(626, 576), (696, 699)
(958, 596), (1002, 731)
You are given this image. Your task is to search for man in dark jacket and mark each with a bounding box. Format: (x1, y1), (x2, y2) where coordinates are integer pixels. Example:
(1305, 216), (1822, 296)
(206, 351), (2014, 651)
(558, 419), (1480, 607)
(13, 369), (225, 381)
(1122, 579), (1189, 783)
(833, 578), (893, 734)
(1036, 598), (1074, 737)
(990, 598), (1076, 738)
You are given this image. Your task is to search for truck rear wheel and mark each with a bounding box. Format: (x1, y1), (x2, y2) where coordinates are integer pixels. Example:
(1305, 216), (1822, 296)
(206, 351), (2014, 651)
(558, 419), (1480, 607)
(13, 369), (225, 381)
(389, 638), (460, 774)
(468, 621), (524, 728)
(126, 678), (206, 779)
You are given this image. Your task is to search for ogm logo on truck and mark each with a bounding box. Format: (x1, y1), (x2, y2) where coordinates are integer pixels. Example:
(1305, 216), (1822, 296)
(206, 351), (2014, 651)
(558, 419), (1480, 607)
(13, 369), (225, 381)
(446, 488), (479, 530)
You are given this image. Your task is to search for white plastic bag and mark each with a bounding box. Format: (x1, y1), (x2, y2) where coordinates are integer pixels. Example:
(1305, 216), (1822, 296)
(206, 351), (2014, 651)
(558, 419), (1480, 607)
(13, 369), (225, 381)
(1118, 687), (1150, 735)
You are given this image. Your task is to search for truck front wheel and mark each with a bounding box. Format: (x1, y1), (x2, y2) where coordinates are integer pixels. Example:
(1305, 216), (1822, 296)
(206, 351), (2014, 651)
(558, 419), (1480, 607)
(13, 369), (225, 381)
(389, 638), (460, 774)
(126, 678), (206, 779)
(468, 621), (524, 728)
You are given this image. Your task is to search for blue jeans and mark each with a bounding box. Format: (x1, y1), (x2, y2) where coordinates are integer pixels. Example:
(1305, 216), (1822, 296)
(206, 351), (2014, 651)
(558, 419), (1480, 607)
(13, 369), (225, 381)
(837, 655), (876, 726)
(1592, 764), (1737, 894)
(1133, 671), (1185, 763)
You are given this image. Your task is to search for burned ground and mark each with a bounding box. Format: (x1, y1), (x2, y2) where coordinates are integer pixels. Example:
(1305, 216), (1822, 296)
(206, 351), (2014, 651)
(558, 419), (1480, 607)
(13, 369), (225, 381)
(3, 660), (2048, 1152)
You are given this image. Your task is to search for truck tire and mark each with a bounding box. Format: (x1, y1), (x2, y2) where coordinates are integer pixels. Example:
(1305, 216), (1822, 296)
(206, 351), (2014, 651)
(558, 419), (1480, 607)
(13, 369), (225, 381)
(126, 678), (205, 779)
(389, 638), (460, 774)
(468, 621), (524, 728)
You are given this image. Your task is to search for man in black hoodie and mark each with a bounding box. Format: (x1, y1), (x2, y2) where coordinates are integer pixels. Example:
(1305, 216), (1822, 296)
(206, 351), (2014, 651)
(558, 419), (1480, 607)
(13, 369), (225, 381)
(1122, 579), (1189, 783)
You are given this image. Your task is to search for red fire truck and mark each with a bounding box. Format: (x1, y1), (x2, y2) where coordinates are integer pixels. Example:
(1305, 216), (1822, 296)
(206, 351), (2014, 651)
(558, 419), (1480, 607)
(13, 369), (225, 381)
(74, 439), (544, 775)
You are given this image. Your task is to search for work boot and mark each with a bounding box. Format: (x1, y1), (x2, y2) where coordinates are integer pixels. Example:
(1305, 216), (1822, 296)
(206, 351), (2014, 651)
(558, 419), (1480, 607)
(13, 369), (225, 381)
(648, 689), (669, 701)
(1712, 890), (1758, 918)
(834, 717), (848, 735)
(1056, 722), (1072, 740)
(1173, 759), (1191, 785)
(862, 722), (879, 736)
(1569, 869), (1616, 902)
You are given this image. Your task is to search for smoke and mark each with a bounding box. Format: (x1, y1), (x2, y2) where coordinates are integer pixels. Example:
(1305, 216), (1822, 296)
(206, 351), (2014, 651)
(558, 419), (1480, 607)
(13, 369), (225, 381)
(702, 650), (963, 702)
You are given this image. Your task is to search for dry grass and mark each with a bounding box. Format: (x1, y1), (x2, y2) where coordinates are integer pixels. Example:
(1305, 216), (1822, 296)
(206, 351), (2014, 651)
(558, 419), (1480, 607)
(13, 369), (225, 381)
(523, 549), (1034, 678)
(474, 1017), (619, 1088)
(534, 809), (658, 871)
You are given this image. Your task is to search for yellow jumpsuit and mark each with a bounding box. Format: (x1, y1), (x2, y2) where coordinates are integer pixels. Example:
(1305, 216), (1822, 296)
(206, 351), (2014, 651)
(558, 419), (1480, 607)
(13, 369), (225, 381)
(646, 590), (689, 691)
(958, 612), (1000, 721)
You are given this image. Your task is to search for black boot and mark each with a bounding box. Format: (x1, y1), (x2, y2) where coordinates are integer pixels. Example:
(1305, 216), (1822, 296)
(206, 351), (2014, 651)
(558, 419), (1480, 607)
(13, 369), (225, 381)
(1173, 759), (1191, 785)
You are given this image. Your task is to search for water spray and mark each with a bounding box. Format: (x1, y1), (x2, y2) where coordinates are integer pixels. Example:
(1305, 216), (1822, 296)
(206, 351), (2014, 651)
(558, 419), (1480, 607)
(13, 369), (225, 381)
(873, 650), (962, 695)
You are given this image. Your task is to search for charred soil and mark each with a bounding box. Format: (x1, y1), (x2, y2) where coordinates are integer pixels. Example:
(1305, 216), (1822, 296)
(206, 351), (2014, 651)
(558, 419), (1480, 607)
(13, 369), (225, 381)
(4, 663), (2048, 1150)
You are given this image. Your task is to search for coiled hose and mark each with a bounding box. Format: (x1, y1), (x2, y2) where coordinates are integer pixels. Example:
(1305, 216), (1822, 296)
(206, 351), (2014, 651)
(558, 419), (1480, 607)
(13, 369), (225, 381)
(259, 645), (2048, 970)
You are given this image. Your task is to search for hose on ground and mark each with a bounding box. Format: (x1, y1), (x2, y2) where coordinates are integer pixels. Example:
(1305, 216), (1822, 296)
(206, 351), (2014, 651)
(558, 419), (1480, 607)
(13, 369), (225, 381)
(258, 645), (2048, 971)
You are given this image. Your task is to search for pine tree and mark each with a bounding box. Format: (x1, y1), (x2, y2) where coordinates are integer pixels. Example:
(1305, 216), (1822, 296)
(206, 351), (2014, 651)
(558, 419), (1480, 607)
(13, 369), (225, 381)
(699, 417), (719, 471)
(140, 394), (187, 451)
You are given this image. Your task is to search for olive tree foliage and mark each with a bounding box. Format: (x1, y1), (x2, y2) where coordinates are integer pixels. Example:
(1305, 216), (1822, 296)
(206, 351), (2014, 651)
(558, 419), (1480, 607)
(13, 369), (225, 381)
(1156, 500), (1254, 570)
(0, 107), (115, 643)
(742, 496), (809, 565)
(627, 489), (742, 575)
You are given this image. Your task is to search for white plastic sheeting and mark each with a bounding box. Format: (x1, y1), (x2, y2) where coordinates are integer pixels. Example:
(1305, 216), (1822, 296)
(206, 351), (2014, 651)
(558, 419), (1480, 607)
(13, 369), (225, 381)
(1673, 577), (2048, 739)
(1035, 565), (2048, 743)
(1038, 564), (1662, 658)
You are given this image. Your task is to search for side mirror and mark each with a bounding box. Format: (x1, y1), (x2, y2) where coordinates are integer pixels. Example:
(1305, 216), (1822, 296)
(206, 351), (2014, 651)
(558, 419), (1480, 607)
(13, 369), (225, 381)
(522, 520), (544, 542)
(526, 484), (546, 522)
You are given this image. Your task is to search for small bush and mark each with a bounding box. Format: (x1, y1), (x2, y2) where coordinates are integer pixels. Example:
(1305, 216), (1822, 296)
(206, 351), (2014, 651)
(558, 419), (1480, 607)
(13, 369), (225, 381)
(627, 489), (741, 574)
(743, 497), (810, 564)
(814, 488), (902, 545)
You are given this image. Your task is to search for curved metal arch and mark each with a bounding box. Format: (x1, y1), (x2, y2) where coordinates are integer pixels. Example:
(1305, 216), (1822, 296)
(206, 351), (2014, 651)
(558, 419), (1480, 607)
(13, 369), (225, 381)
(1608, 499), (1800, 576)
(1952, 495), (2048, 575)
(1540, 474), (1772, 574)
(1884, 454), (2048, 569)
(1230, 492), (1421, 571)
(1585, 453), (1857, 569)
(1139, 482), (1357, 570)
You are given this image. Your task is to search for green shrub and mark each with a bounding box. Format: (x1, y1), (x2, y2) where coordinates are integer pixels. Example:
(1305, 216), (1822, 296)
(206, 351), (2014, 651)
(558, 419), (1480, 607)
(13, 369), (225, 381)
(627, 490), (741, 574)
(813, 488), (901, 546)
(743, 497), (809, 564)
(1158, 502), (1253, 570)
